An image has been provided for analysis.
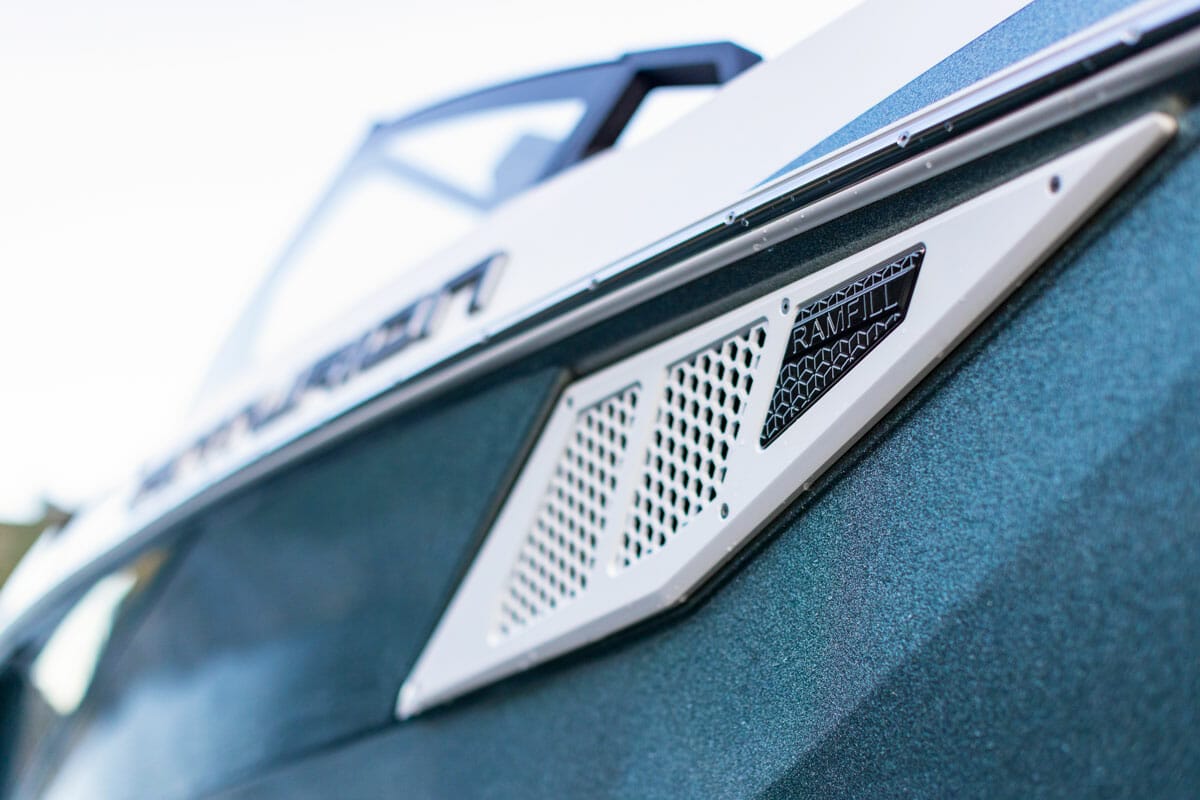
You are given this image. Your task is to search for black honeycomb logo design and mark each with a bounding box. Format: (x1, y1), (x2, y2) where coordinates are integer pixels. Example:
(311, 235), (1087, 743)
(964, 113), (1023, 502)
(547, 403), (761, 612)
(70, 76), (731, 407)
(761, 246), (924, 447)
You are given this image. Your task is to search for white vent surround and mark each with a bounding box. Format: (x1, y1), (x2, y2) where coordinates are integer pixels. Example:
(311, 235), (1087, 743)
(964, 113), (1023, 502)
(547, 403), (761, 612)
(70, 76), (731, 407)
(398, 113), (1174, 719)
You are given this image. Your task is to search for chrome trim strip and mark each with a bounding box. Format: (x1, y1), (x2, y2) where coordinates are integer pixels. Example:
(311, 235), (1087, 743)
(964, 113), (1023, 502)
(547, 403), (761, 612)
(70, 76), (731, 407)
(739, 0), (1200, 200)
(2, 0), (1199, 654)
(505, 0), (1200, 317)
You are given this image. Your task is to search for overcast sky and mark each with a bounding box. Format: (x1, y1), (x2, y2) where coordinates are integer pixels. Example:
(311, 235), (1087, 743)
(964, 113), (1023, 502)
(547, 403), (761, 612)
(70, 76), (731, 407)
(0, 0), (857, 521)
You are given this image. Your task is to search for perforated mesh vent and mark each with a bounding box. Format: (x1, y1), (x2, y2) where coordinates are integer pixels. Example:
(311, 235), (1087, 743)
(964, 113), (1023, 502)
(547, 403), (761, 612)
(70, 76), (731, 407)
(492, 385), (640, 641)
(616, 321), (767, 569)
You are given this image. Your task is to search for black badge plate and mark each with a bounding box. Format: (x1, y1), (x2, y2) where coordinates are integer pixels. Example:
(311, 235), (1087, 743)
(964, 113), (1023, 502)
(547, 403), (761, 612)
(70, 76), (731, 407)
(760, 246), (924, 447)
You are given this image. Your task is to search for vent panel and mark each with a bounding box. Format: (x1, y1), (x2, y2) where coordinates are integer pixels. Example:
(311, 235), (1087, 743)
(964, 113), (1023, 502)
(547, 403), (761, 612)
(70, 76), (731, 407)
(400, 114), (1172, 718)
(617, 322), (768, 569)
(492, 385), (640, 640)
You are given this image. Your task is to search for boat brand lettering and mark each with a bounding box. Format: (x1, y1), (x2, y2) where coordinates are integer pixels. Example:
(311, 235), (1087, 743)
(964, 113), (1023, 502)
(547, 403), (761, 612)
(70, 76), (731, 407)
(134, 253), (506, 502)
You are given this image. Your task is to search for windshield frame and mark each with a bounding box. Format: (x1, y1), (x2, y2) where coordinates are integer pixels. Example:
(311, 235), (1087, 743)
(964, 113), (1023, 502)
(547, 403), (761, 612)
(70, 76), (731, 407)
(199, 42), (760, 396)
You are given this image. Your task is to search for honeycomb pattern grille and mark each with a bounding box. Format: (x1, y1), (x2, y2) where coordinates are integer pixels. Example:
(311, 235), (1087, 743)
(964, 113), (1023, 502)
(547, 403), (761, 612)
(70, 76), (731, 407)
(617, 322), (767, 569)
(493, 385), (640, 640)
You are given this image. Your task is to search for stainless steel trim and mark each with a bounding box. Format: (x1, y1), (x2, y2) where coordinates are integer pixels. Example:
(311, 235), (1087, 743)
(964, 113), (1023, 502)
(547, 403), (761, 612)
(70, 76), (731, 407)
(730, 0), (1200, 210)
(512, 0), (1200, 311)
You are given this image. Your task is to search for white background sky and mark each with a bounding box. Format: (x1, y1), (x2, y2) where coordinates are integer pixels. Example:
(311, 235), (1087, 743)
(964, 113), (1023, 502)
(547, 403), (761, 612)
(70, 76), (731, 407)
(0, 0), (856, 521)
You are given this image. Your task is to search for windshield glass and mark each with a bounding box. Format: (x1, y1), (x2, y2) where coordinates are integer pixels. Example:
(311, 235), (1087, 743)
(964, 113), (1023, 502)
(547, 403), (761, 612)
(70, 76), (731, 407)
(246, 97), (586, 363)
